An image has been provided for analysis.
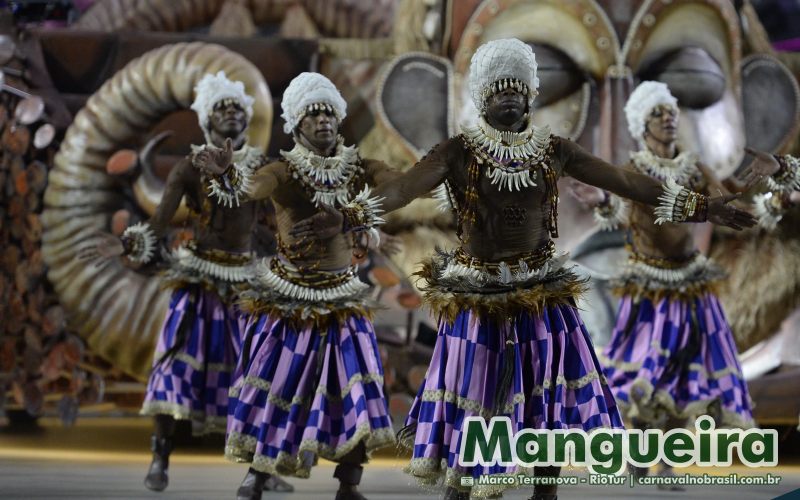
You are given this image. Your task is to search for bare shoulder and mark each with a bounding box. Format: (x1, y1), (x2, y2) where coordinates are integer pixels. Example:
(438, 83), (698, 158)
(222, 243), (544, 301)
(257, 159), (290, 182)
(550, 135), (584, 155)
(415, 136), (466, 168)
(548, 135), (576, 163)
(544, 135), (575, 175)
(548, 134), (566, 147)
(440, 135), (468, 155)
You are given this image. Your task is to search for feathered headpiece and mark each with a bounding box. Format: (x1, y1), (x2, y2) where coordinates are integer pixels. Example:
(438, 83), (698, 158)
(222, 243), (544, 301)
(280, 72), (348, 135)
(191, 71), (255, 140)
(469, 38), (539, 114)
(625, 81), (679, 144)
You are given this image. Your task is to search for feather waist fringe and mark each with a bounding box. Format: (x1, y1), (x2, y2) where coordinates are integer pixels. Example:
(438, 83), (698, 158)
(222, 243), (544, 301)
(612, 252), (726, 301)
(414, 248), (587, 323)
(161, 244), (256, 301)
(239, 258), (375, 327)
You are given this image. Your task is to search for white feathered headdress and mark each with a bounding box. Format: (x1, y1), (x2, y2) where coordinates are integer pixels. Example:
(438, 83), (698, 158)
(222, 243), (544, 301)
(625, 81), (679, 144)
(280, 72), (347, 135)
(191, 71), (255, 139)
(469, 38), (539, 114)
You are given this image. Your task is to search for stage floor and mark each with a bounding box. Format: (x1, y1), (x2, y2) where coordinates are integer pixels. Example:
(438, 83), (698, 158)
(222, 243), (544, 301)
(1, 457), (799, 499)
(1, 418), (799, 499)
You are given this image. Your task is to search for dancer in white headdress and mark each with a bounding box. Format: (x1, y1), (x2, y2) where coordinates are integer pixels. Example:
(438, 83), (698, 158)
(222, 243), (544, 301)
(78, 71), (294, 493)
(289, 40), (757, 500)
(198, 72), (399, 500)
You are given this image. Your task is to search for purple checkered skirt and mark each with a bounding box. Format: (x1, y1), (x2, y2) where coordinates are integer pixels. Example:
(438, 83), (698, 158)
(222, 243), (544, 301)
(601, 292), (754, 428)
(402, 303), (623, 494)
(141, 286), (242, 434)
(224, 313), (395, 477)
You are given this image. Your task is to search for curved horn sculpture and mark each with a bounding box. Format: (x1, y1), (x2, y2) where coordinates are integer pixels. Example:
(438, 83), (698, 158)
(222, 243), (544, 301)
(74, 0), (289, 32)
(131, 131), (194, 222)
(74, 0), (396, 39)
(41, 42), (272, 380)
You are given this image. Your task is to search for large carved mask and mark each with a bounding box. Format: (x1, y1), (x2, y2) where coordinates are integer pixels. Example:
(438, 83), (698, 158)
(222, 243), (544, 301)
(378, 0), (800, 182)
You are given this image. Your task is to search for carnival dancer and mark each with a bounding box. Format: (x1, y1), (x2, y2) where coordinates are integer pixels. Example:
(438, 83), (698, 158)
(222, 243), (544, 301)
(289, 40), (756, 500)
(567, 81), (788, 483)
(77, 72), (291, 493)
(196, 72), (397, 500)
(739, 149), (800, 432)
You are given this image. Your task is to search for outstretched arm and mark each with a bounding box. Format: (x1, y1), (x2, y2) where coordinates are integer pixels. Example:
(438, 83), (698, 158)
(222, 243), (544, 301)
(248, 161), (285, 201)
(565, 178), (629, 232)
(289, 143), (452, 240)
(146, 159), (192, 237)
(559, 138), (755, 230)
(559, 139), (663, 205)
(363, 159), (403, 187)
(370, 146), (451, 213)
(77, 158), (191, 265)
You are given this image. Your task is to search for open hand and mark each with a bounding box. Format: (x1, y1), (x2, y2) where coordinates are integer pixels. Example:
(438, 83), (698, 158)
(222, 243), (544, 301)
(289, 204), (344, 240)
(566, 179), (606, 208)
(76, 231), (124, 266)
(707, 193), (756, 230)
(739, 148), (780, 189)
(192, 137), (234, 175)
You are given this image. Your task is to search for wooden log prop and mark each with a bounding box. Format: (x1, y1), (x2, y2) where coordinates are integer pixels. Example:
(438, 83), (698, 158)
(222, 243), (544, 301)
(0, 53), (94, 419)
(33, 123), (56, 150)
(2, 124), (30, 155)
(26, 161), (48, 193)
(14, 96), (45, 126)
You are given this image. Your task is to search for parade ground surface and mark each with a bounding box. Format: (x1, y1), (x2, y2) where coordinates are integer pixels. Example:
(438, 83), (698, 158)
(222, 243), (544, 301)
(1, 418), (800, 499)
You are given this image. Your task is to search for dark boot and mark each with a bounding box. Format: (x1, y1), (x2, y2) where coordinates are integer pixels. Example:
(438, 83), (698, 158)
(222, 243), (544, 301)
(334, 463), (367, 500)
(237, 468), (268, 500)
(528, 494), (557, 500)
(529, 466), (560, 500)
(144, 434), (172, 492)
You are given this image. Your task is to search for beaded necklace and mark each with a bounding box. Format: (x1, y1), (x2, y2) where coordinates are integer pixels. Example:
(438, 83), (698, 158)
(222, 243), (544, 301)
(456, 122), (559, 242)
(631, 148), (702, 188)
(282, 136), (364, 207)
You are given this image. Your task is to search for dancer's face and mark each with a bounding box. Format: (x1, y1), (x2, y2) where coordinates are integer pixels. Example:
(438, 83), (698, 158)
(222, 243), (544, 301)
(485, 87), (527, 128)
(297, 107), (339, 154)
(208, 100), (248, 140)
(644, 104), (679, 145)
